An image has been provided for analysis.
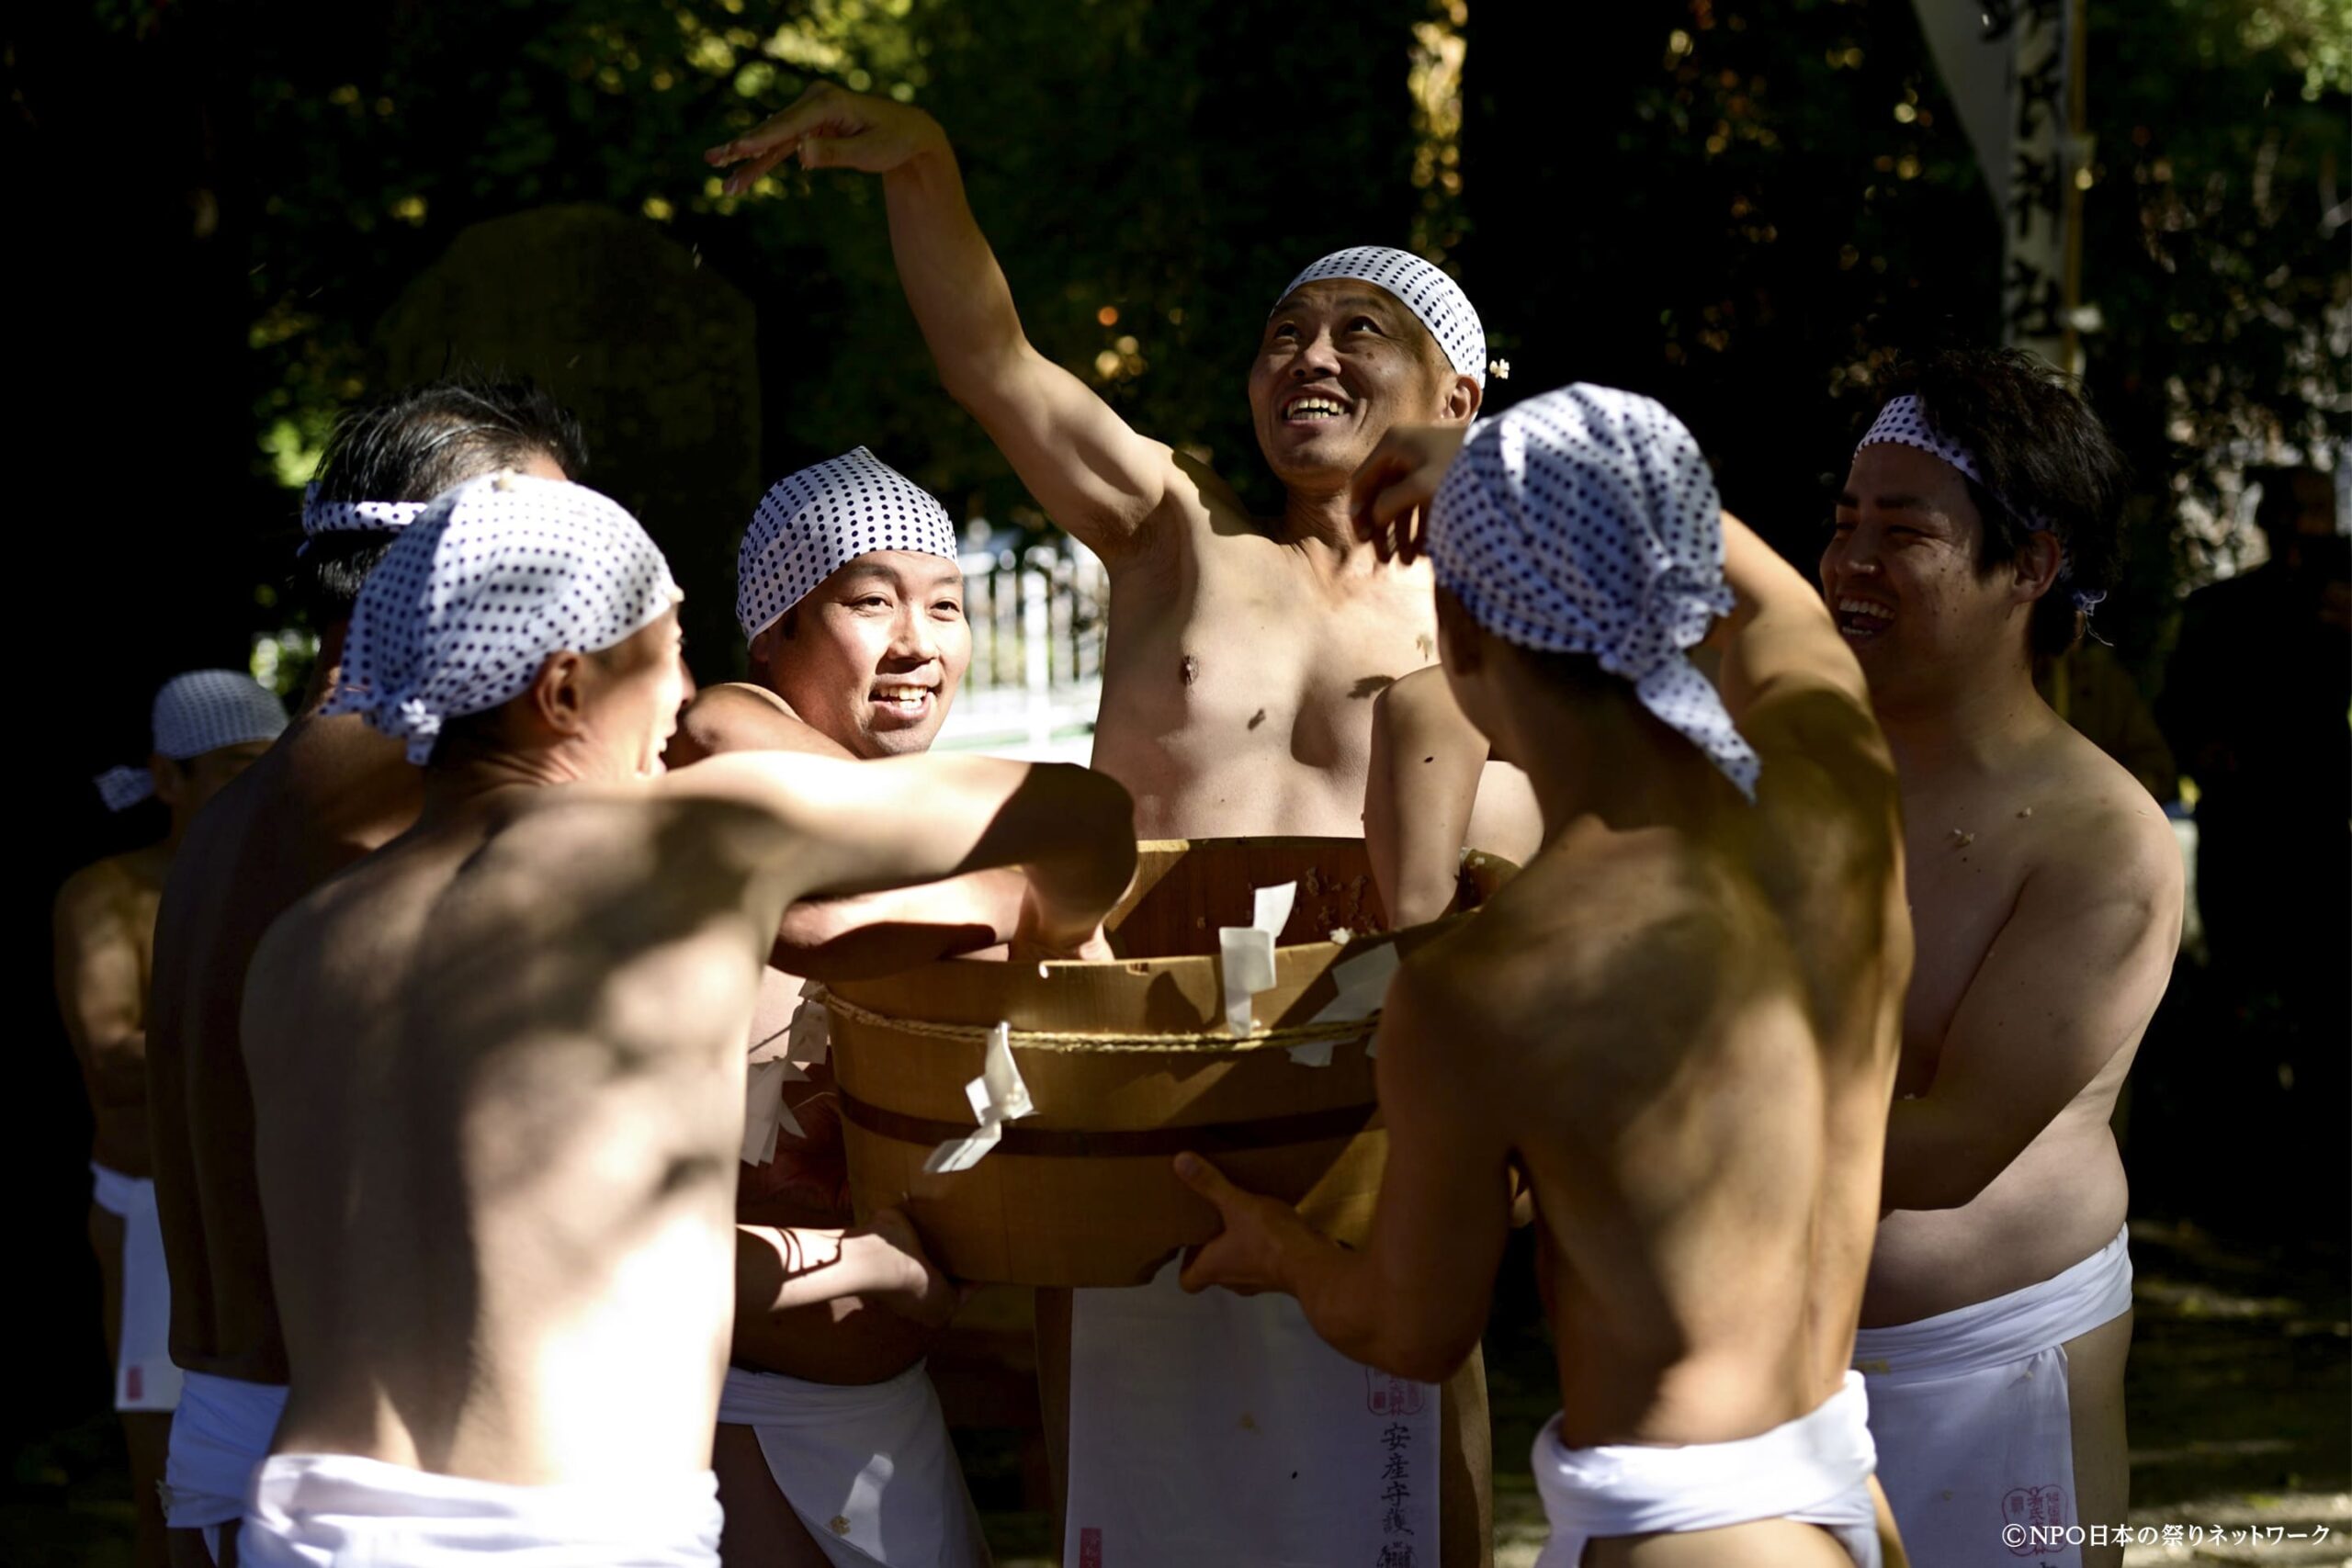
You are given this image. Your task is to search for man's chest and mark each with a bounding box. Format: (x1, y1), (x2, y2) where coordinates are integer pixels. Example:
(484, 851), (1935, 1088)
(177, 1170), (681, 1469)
(1895, 810), (2034, 1088)
(1100, 547), (1439, 763)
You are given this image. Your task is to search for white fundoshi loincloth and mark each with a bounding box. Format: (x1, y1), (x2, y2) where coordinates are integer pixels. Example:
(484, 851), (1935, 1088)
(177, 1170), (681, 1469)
(1853, 1226), (2133, 1568)
(240, 1452), (722, 1566)
(1531, 1371), (1883, 1568)
(1063, 1260), (1442, 1566)
(164, 1370), (289, 1557)
(89, 1162), (184, 1414)
(717, 1362), (985, 1566)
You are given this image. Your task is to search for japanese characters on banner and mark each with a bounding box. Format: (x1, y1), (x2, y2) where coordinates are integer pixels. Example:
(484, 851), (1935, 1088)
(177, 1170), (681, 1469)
(1912, 0), (2086, 374)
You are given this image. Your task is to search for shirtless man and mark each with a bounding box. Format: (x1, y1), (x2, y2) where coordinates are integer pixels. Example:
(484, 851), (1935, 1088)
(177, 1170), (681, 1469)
(58, 671), (286, 1566)
(1182, 385), (1911, 1567)
(145, 379), (585, 1565)
(707, 84), (1537, 1566)
(1826, 352), (2181, 1568)
(232, 472), (1134, 1563)
(673, 448), (1012, 1567)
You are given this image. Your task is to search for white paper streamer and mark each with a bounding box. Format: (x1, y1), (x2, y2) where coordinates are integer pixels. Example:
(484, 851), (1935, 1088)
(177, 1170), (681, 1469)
(1287, 942), (1405, 1067)
(922, 1022), (1035, 1175)
(1218, 882), (1298, 1038)
(788, 979), (831, 1066)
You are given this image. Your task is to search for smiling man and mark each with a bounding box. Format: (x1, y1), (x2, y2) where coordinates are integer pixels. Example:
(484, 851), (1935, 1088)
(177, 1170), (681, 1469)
(669, 448), (1015, 1568)
(235, 472), (1135, 1566)
(1824, 350), (2181, 1568)
(707, 84), (1532, 1565)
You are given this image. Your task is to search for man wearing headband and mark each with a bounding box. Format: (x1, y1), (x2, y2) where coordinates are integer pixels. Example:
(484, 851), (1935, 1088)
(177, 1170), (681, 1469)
(57, 671), (284, 1567)
(231, 473), (1134, 1566)
(708, 85), (1534, 1567)
(673, 449), (1009, 1568)
(1826, 349), (2180, 1568)
(144, 379), (585, 1564)
(1181, 385), (1911, 1567)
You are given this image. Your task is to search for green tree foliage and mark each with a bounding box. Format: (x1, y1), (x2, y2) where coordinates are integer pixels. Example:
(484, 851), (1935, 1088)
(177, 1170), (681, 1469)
(94, 0), (2343, 681)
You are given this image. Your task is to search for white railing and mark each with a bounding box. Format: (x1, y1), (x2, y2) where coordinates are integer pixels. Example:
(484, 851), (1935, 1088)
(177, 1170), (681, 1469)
(934, 536), (1108, 761)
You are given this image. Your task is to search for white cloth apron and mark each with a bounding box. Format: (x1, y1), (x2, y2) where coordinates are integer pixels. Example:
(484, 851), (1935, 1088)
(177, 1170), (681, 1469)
(1853, 1226), (2133, 1568)
(164, 1370), (289, 1533)
(716, 1361), (986, 1567)
(90, 1162), (184, 1412)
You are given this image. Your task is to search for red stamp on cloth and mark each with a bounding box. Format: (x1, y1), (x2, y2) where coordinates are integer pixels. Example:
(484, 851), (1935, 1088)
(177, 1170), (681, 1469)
(2001, 1486), (2068, 1556)
(1365, 1370), (1425, 1417)
(1079, 1526), (1102, 1567)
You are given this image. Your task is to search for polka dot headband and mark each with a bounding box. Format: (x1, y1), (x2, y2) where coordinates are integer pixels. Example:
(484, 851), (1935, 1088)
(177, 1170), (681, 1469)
(1428, 384), (1760, 799)
(1856, 394), (2105, 615)
(300, 484), (426, 548)
(324, 472), (683, 763)
(95, 670), (288, 810)
(737, 448), (960, 640)
(1278, 247), (1491, 389)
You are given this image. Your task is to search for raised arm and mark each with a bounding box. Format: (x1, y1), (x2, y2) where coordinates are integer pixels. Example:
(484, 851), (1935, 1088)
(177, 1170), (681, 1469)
(1176, 958), (1515, 1382)
(53, 865), (150, 1110)
(1713, 513), (1873, 728)
(1883, 807), (2181, 1212)
(670, 683), (1030, 974)
(667, 750), (1137, 954)
(708, 85), (1173, 557)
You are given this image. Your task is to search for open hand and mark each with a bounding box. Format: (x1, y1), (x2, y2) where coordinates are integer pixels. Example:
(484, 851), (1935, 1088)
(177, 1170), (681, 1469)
(1350, 423), (1471, 565)
(705, 81), (944, 194)
(1172, 1152), (1317, 1297)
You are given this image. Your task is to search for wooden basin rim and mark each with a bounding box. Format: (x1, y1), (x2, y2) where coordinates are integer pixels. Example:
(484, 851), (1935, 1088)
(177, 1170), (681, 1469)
(838, 1093), (1379, 1158)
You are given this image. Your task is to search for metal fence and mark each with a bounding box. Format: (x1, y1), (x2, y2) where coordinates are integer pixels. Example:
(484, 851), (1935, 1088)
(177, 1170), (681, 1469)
(935, 537), (1108, 761)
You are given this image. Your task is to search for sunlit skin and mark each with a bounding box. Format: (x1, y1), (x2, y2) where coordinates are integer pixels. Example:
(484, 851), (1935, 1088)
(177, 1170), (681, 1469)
(143, 446), (572, 1568)
(53, 737), (266, 1568)
(1823, 439), (2183, 1568)
(1181, 464), (1914, 1566)
(243, 596), (1136, 1506)
(706, 84), (1536, 1566)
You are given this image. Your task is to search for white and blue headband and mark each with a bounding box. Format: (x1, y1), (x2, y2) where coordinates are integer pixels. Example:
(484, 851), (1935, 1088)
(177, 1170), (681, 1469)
(1856, 395), (2106, 615)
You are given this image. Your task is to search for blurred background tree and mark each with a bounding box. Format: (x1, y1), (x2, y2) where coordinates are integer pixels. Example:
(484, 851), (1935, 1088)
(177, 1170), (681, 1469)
(7, 0), (2343, 1469)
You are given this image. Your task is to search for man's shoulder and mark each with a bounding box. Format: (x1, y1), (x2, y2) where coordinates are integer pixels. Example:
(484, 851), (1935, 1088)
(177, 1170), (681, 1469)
(2017, 727), (2182, 894)
(54, 852), (145, 924)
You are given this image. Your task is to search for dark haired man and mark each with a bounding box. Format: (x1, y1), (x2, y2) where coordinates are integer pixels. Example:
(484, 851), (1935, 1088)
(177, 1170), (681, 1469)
(59, 671), (286, 1568)
(1824, 350), (2182, 1568)
(708, 84), (1534, 1567)
(235, 472), (1134, 1565)
(146, 379), (582, 1564)
(1183, 385), (1910, 1567)
(675, 448), (1013, 1568)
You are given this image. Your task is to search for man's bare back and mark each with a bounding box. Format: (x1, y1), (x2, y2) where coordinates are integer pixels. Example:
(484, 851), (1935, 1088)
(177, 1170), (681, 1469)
(148, 713), (418, 1383)
(1443, 725), (1904, 1454)
(58, 846), (169, 1176)
(247, 784), (773, 1485)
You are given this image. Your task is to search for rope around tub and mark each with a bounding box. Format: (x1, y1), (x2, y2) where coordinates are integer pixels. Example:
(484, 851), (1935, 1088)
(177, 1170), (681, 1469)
(815, 987), (1385, 1055)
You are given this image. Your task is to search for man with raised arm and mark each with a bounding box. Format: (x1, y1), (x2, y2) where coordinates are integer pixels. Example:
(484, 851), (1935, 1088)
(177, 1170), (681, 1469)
(1826, 352), (2180, 1568)
(234, 472), (1135, 1565)
(707, 85), (1535, 1566)
(673, 449), (1015, 1568)
(59, 671), (286, 1568)
(146, 381), (585, 1565)
(1182, 386), (1912, 1568)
